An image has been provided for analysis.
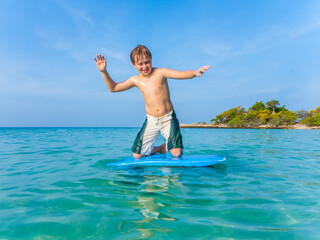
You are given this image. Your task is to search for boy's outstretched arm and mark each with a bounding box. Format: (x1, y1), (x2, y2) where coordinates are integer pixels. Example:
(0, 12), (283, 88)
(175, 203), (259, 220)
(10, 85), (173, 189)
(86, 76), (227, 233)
(94, 54), (135, 92)
(162, 65), (211, 79)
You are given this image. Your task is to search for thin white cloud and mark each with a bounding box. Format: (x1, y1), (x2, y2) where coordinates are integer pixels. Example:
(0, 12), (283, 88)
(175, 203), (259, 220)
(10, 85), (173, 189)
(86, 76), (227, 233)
(203, 17), (320, 58)
(55, 0), (93, 26)
(287, 16), (320, 40)
(34, 27), (92, 62)
(202, 42), (232, 58)
(100, 47), (129, 64)
(237, 17), (320, 56)
(210, 87), (280, 101)
(0, 76), (106, 99)
(34, 1), (96, 63)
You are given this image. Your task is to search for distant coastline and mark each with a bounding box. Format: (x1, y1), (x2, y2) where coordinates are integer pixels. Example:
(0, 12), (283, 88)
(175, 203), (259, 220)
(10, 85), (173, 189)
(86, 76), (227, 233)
(180, 123), (320, 129)
(192, 100), (320, 129)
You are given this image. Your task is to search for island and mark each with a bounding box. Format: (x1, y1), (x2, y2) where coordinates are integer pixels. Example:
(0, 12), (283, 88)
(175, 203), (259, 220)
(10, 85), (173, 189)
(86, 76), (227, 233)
(180, 100), (320, 129)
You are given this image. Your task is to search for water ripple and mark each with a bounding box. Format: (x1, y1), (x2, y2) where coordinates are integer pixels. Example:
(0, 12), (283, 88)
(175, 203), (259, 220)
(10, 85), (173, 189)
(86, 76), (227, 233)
(1, 128), (320, 239)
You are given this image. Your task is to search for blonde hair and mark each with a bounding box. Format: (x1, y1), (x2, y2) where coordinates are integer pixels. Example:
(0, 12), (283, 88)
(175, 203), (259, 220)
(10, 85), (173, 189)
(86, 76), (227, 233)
(130, 45), (152, 64)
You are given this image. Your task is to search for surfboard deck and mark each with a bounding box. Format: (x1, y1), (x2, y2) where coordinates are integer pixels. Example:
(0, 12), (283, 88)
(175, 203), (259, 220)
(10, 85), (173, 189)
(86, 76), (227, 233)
(106, 154), (226, 167)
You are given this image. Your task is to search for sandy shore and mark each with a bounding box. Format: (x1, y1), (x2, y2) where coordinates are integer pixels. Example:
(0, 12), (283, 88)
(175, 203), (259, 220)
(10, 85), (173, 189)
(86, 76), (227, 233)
(180, 123), (320, 129)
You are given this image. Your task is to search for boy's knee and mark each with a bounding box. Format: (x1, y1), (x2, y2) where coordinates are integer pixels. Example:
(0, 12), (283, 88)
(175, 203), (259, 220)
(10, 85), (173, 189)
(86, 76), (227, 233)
(170, 148), (182, 157)
(133, 153), (145, 159)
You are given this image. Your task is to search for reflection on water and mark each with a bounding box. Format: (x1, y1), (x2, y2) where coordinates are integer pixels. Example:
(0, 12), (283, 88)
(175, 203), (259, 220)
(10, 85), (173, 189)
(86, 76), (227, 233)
(118, 168), (179, 239)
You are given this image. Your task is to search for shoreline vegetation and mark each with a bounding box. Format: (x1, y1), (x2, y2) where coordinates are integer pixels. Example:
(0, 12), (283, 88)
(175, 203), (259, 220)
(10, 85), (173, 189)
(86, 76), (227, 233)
(180, 100), (320, 129)
(180, 123), (320, 129)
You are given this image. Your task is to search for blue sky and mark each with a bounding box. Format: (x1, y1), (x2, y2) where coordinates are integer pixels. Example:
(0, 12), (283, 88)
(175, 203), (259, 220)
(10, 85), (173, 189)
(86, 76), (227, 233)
(1, 0), (320, 127)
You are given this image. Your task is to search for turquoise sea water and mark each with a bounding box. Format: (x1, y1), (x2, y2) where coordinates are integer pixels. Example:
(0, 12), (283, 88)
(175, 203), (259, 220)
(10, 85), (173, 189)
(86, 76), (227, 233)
(1, 127), (320, 239)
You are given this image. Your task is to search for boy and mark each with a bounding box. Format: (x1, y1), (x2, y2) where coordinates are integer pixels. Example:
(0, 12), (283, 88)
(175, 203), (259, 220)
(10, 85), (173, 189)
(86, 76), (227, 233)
(94, 45), (210, 158)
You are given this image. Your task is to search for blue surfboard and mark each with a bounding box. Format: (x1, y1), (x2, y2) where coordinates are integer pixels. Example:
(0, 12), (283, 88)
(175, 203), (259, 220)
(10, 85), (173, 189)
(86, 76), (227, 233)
(106, 154), (226, 167)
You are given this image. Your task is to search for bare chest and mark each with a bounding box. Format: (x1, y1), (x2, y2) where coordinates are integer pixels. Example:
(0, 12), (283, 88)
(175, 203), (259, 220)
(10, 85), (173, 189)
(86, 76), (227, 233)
(137, 77), (169, 97)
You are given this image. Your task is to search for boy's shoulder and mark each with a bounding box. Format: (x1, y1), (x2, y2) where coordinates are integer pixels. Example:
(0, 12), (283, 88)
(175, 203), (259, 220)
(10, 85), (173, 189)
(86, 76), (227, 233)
(149, 68), (166, 78)
(152, 67), (167, 76)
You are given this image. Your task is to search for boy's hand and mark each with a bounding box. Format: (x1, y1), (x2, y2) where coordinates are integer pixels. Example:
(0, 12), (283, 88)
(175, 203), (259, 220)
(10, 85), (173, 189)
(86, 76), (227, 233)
(195, 65), (211, 77)
(94, 54), (107, 72)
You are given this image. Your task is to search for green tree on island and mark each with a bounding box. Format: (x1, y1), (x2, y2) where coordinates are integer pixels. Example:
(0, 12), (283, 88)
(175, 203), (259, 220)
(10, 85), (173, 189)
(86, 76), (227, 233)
(249, 101), (265, 111)
(302, 107), (320, 126)
(211, 106), (245, 125)
(211, 100), (307, 128)
(266, 100), (280, 114)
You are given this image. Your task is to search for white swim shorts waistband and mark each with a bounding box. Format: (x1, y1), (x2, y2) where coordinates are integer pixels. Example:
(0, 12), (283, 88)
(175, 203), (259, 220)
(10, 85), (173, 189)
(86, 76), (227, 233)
(146, 110), (174, 120)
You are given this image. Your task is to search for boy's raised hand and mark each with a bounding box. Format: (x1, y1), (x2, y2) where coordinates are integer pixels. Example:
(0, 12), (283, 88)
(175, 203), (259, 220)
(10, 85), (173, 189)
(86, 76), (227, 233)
(195, 65), (211, 77)
(94, 54), (106, 72)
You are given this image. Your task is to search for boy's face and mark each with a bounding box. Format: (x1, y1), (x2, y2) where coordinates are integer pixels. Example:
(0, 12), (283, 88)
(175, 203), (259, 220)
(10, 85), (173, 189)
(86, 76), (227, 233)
(133, 55), (152, 76)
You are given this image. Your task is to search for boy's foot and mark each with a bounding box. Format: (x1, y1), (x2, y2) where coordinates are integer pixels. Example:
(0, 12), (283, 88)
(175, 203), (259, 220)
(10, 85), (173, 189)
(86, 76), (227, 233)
(151, 143), (166, 155)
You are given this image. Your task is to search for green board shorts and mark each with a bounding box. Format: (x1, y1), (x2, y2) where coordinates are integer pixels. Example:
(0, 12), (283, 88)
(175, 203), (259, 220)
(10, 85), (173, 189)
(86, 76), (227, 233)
(131, 110), (183, 155)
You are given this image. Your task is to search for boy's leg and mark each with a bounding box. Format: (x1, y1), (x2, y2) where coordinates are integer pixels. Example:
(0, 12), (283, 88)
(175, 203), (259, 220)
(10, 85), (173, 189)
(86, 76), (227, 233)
(132, 116), (160, 158)
(133, 144), (165, 158)
(160, 111), (183, 157)
(133, 152), (146, 158)
(169, 148), (183, 157)
(151, 143), (166, 155)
